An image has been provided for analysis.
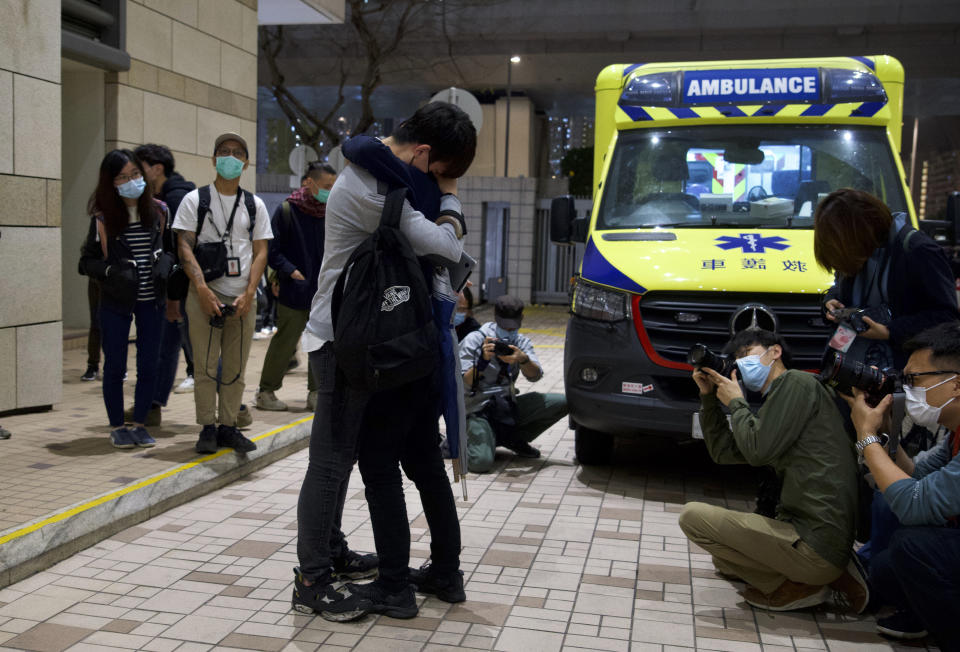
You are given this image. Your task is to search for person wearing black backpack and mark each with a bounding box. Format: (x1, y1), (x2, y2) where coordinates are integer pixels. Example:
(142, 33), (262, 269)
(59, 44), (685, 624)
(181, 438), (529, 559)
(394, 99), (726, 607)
(291, 103), (475, 622)
(173, 133), (273, 455)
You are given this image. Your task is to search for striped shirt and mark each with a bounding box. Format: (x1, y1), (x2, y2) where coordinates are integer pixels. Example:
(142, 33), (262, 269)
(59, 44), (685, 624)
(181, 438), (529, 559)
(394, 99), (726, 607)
(124, 209), (155, 302)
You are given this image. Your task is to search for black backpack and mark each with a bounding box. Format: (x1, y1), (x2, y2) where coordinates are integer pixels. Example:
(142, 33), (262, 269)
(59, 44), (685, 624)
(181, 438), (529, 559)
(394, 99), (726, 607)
(331, 187), (438, 391)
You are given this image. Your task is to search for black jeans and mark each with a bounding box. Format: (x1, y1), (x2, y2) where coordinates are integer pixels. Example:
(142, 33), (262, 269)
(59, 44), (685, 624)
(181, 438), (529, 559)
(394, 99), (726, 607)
(296, 344), (357, 582)
(357, 376), (461, 593)
(870, 525), (960, 649)
(87, 278), (101, 369)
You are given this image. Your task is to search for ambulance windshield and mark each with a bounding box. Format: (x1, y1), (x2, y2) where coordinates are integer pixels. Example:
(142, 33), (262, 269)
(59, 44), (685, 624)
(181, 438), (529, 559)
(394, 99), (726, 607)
(596, 125), (906, 230)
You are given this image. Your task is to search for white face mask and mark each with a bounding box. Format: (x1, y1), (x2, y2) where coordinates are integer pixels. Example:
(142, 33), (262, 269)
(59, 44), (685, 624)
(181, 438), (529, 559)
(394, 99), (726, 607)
(904, 374), (957, 431)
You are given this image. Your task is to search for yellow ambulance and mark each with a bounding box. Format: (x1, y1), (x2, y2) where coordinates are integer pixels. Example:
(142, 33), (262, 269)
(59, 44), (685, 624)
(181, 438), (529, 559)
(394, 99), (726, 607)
(550, 55), (915, 463)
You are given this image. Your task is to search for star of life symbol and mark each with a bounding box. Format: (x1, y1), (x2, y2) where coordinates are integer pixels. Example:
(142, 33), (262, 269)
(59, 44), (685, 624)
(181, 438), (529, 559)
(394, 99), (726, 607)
(381, 285), (410, 312)
(714, 233), (790, 253)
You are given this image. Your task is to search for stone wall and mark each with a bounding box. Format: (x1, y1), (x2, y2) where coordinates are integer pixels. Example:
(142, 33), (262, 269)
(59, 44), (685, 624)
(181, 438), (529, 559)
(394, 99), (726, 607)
(106, 0), (259, 190)
(0, 1), (63, 412)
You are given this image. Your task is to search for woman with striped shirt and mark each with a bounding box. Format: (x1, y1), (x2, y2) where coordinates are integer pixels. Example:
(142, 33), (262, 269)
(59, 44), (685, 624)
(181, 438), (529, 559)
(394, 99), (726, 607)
(79, 150), (172, 448)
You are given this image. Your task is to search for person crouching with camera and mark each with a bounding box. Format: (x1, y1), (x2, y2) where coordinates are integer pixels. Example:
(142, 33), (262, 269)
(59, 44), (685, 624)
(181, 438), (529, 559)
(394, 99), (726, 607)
(459, 295), (568, 473)
(843, 322), (960, 647)
(679, 328), (868, 613)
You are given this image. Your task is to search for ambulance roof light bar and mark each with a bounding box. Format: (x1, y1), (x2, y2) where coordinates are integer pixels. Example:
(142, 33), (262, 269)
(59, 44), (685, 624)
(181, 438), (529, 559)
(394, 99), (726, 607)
(620, 67), (886, 108)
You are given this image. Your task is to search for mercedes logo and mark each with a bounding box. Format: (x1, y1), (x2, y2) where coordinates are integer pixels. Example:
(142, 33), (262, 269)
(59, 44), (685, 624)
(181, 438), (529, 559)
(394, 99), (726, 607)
(729, 303), (778, 335)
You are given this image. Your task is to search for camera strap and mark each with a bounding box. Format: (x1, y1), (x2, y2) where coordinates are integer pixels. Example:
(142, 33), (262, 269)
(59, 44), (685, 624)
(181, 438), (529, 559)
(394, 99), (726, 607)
(889, 391), (905, 459)
(203, 312), (244, 387)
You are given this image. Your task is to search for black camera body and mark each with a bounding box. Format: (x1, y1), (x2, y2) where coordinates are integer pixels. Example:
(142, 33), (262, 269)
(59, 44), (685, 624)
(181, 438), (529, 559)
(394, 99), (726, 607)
(830, 305), (893, 334)
(209, 304), (237, 328)
(687, 343), (736, 377)
(819, 349), (900, 407)
(493, 340), (515, 357)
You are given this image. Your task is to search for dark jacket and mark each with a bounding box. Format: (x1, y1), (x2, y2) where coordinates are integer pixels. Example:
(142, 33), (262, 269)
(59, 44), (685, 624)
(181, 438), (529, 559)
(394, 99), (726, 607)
(158, 172), (195, 254)
(78, 201), (171, 314)
(825, 223), (958, 368)
(456, 315), (481, 342)
(268, 200), (324, 310)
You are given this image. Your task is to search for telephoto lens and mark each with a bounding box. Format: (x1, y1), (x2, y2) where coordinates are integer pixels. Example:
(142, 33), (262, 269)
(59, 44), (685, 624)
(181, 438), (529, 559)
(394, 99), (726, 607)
(818, 350), (897, 406)
(687, 344), (735, 377)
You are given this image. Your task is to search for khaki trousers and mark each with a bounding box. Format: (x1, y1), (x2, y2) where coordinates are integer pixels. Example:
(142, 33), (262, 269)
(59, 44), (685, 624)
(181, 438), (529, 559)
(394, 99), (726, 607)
(185, 285), (256, 427)
(679, 501), (843, 594)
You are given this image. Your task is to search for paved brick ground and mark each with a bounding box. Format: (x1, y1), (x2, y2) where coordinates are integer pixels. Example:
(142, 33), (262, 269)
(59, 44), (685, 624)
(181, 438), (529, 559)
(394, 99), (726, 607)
(0, 306), (942, 650)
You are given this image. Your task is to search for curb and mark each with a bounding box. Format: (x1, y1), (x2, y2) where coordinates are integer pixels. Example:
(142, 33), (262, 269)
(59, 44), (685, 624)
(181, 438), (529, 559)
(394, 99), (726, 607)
(0, 417), (313, 589)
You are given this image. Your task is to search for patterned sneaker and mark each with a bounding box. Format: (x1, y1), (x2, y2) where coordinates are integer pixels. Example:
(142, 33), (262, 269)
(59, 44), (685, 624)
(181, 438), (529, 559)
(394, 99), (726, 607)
(409, 559), (466, 603)
(333, 550), (379, 581)
(829, 555), (870, 614)
(109, 427), (136, 449)
(129, 426), (156, 448)
(290, 567), (371, 622)
(217, 425), (256, 453)
(346, 581), (418, 619)
(743, 580), (829, 611)
(195, 424), (219, 454)
(81, 366), (99, 381)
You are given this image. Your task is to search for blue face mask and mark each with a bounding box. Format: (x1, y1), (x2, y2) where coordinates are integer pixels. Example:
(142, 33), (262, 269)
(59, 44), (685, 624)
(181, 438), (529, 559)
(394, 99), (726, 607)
(495, 325), (518, 345)
(117, 177), (146, 199)
(453, 312), (467, 326)
(216, 155), (245, 180)
(736, 349), (773, 392)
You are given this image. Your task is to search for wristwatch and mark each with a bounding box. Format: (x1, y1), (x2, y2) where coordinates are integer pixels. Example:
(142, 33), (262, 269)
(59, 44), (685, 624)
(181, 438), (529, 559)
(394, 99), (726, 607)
(856, 432), (889, 455)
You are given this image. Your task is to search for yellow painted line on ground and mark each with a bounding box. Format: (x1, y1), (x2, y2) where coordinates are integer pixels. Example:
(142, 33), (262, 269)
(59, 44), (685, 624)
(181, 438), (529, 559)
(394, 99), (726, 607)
(0, 416), (313, 546)
(536, 344), (565, 349)
(520, 328), (566, 337)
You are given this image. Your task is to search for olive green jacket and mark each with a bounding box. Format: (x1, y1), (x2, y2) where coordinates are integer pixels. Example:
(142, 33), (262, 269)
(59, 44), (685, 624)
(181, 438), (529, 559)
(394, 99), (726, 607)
(699, 369), (857, 569)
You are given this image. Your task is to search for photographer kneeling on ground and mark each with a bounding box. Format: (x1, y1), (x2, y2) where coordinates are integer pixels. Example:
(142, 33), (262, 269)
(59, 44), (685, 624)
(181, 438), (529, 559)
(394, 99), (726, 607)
(679, 328), (868, 613)
(459, 296), (568, 473)
(844, 322), (960, 647)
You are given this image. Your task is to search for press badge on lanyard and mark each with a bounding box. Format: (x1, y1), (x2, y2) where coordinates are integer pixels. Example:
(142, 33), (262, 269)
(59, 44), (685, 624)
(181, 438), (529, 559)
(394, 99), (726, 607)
(226, 257), (241, 277)
(829, 324), (857, 352)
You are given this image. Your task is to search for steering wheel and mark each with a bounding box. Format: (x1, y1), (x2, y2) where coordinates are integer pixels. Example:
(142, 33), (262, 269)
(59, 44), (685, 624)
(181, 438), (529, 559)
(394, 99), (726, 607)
(747, 185), (768, 202)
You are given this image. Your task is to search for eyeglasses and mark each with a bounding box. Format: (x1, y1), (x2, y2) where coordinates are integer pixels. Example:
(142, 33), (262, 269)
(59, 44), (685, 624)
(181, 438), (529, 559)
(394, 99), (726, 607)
(216, 148), (247, 159)
(114, 170), (143, 183)
(902, 370), (960, 388)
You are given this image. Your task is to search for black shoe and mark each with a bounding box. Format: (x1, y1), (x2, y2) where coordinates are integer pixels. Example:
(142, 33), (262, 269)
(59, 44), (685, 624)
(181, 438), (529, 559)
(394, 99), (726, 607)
(217, 424), (256, 453)
(877, 610), (928, 640)
(195, 424), (219, 454)
(347, 581), (418, 619)
(333, 550), (379, 581)
(81, 367), (99, 381)
(505, 439), (540, 459)
(409, 559), (466, 603)
(290, 567), (371, 622)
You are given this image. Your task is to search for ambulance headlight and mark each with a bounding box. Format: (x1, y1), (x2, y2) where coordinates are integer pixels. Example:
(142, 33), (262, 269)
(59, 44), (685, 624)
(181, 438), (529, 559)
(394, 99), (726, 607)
(620, 72), (677, 107)
(824, 68), (886, 103)
(571, 278), (633, 322)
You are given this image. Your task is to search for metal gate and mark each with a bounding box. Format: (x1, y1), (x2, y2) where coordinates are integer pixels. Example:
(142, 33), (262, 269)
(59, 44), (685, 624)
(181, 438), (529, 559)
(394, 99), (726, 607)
(533, 198), (591, 304)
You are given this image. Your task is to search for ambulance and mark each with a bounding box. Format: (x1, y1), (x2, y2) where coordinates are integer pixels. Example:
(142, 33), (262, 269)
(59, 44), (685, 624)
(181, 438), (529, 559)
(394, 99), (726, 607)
(550, 55), (915, 463)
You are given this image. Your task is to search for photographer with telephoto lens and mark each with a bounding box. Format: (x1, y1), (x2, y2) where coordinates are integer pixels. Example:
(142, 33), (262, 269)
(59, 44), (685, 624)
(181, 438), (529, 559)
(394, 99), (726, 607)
(843, 322), (960, 646)
(680, 328), (869, 613)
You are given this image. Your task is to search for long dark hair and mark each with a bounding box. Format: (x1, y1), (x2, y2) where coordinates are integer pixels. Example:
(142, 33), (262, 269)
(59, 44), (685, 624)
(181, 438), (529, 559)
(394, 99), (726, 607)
(88, 149), (156, 238)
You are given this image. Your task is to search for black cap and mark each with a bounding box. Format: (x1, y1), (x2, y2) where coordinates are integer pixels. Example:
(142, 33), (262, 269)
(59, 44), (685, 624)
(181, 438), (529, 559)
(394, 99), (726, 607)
(494, 295), (524, 330)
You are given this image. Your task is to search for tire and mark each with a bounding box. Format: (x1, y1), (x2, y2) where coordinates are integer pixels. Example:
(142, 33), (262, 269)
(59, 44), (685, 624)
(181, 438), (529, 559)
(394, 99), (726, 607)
(574, 425), (614, 465)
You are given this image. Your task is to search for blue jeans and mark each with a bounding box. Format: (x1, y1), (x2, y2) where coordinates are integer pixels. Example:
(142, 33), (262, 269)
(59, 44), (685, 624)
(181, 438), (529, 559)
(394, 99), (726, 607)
(856, 489), (902, 567)
(100, 302), (164, 427)
(870, 526), (960, 649)
(153, 315), (182, 407)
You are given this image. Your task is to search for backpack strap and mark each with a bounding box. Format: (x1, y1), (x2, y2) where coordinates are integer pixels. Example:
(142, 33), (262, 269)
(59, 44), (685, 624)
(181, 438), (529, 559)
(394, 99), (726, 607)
(380, 187), (407, 229)
(196, 185), (211, 237)
(242, 189), (256, 239)
(902, 227), (919, 254)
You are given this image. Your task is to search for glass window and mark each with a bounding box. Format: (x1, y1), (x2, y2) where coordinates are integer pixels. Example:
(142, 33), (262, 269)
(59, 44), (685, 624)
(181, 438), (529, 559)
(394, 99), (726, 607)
(596, 125), (907, 230)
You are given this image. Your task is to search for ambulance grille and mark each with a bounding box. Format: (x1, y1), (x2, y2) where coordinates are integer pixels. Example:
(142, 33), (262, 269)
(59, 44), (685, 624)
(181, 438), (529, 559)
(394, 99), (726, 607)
(636, 291), (831, 370)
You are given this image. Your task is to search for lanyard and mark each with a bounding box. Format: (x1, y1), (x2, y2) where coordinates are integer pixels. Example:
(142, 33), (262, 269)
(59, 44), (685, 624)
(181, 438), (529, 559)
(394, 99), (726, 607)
(212, 190), (242, 254)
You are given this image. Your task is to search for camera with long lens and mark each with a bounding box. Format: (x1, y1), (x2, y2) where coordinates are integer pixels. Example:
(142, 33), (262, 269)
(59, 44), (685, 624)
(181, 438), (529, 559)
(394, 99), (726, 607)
(687, 343), (736, 377)
(818, 350), (900, 407)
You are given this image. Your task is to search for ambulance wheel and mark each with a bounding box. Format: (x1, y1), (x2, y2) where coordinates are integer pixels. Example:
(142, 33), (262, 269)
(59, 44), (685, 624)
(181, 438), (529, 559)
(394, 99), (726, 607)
(574, 425), (613, 465)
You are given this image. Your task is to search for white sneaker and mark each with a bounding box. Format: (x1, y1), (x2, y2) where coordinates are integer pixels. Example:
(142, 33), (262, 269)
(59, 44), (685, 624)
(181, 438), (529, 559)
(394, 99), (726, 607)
(255, 388), (288, 411)
(252, 330), (268, 341)
(174, 376), (195, 393)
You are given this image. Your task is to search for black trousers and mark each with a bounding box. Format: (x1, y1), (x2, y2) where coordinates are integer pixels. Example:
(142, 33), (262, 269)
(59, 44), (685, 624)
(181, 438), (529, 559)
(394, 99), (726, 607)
(357, 377), (462, 592)
(87, 279), (101, 369)
(870, 525), (960, 650)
